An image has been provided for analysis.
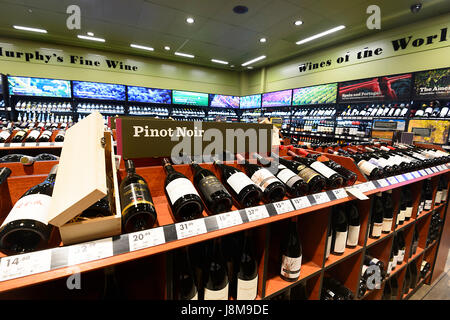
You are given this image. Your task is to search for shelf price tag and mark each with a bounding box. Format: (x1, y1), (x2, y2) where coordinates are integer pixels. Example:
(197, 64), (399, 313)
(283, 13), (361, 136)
(175, 219), (208, 240)
(358, 182), (376, 193)
(418, 169), (426, 176)
(216, 211), (243, 229)
(404, 172), (414, 180)
(128, 227), (166, 252)
(332, 188), (348, 199)
(395, 175), (406, 183)
(431, 167), (439, 173)
(386, 176), (399, 185)
(291, 196), (311, 210)
(273, 200), (295, 215)
(412, 171), (421, 178)
(245, 205), (270, 222)
(67, 238), (114, 266)
(438, 165), (446, 171)
(377, 179), (390, 188)
(312, 192), (330, 204)
(0, 250), (52, 282)
(423, 168), (432, 175)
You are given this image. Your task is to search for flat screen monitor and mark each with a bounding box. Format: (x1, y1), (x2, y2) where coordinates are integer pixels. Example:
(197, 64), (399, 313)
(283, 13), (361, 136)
(240, 94), (261, 109)
(73, 80), (126, 101)
(172, 90), (209, 106)
(210, 94), (240, 108)
(292, 83), (337, 105)
(128, 86), (172, 104)
(262, 89), (292, 107)
(8, 76), (71, 98)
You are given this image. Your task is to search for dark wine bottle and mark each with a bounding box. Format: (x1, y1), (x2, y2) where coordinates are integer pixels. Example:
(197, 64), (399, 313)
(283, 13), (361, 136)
(364, 254), (387, 280)
(174, 247), (198, 300)
(25, 128), (41, 142)
(409, 262), (418, 290)
(0, 165), (57, 254)
(390, 276), (399, 300)
(11, 129), (27, 143)
(382, 278), (392, 300)
(54, 130), (65, 142)
(0, 167), (11, 185)
(120, 159), (157, 233)
(397, 231), (406, 265)
(382, 190), (394, 234)
(397, 189), (406, 226)
(236, 230), (258, 300)
(423, 178), (433, 211)
(402, 264), (411, 295)
(325, 217), (332, 260)
(0, 129), (11, 143)
(102, 266), (123, 300)
(331, 205), (348, 255)
(410, 226), (419, 257)
(204, 238), (229, 300)
(346, 202), (360, 247)
(163, 158), (203, 222)
(370, 193), (384, 239)
(304, 153), (357, 186)
(190, 160), (232, 215)
(280, 217), (302, 282)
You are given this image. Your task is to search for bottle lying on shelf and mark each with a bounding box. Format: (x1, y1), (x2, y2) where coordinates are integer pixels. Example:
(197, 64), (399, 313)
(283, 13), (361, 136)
(321, 277), (354, 300)
(20, 153), (60, 165)
(0, 167), (12, 185)
(427, 211), (443, 246)
(420, 260), (431, 279)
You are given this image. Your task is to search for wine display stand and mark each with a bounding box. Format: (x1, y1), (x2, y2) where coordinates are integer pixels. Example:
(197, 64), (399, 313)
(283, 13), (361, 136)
(0, 143), (449, 300)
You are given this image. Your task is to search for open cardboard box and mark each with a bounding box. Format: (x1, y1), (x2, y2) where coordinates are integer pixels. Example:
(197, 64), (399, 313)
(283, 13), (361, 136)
(47, 112), (122, 245)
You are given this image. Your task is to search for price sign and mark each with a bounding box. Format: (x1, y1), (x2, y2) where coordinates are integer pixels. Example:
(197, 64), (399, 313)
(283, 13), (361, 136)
(0, 250), (52, 281)
(438, 165), (446, 171)
(358, 182), (376, 193)
(395, 175), (406, 183)
(273, 200), (295, 215)
(37, 142), (51, 147)
(291, 196), (311, 210)
(377, 179), (390, 187)
(425, 168), (434, 175)
(412, 171), (421, 178)
(67, 238), (114, 266)
(332, 188), (348, 199)
(431, 167), (439, 173)
(245, 205), (270, 222)
(216, 211), (243, 229)
(313, 192), (330, 204)
(10, 143), (23, 148)
(128, 227), (166, 252)
(175, 219), (208, 240)
(420, 169), (428, 176)
(387, 176), (399, 185)
(404, 172), (414, 180)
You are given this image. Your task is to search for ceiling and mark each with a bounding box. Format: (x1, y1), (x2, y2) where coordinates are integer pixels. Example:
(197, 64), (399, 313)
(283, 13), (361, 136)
(0, 0), (449, 71)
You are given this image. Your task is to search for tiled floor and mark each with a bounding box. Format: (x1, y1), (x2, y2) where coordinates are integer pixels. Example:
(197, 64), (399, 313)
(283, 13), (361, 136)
(409, 250), (450, 300)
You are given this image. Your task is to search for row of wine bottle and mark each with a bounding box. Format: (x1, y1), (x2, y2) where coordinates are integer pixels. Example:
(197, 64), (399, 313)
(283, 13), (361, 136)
(0, 153), (59, 165)
(426, 211), (443, 247)
(0, 126), (66, 143)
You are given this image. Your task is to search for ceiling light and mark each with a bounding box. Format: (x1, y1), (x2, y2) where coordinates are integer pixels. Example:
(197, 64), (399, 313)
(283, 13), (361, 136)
(77, 34), (105, 42)
(260, 38), (266, 43)
(211, 59), (228, 65)
(87, 32), (94, 36)
(130, 44), (154, 51)
(296, 25), (346, 45)
(247, 67), (253, 69)
(294, 20), (303, 26)
(164, 46), (171, 51)
(13, 25), (47, 33)
(186, 17), (195, 24)
(175, 52), (194, 58)
(241, 55), (266, 67)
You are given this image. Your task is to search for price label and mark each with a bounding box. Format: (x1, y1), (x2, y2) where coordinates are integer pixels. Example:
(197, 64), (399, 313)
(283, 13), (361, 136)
(0, 143), (4, 148)
(38, 142), (51, 147)
(128, 227), (166, 252)
(377, 179), (390, 187)
(175, 219), (208, 240)
(67, 238), (114, 266)
(216, 211), (243, 229)
(418, 169), (427, 176)
(332, 188), (348, 199)
(395, 175), (406, 183)
(273, 200), (295, 215)
(10, 143), (23, 148)
(425, 168), (433, 175)
(0, 250), (52, 281)
(358, 182), (376, 193)
(438, 165), (446, 171)
(412, 171), (421, 178)
(431, 167), (439, 173)
(313, 192), (330, 204)
(387, 176), (399, 185)
(291, 196), (311, 210)
(404, 172), (414, 180)
(245, 205), (270, 222)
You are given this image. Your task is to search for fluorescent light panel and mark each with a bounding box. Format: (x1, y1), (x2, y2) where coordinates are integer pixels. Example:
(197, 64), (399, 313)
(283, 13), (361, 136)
(241, 55), (266, 67)
(77, 35), (105, 42)
(296, 25), (345, 45)
(175, 52), (194, 58)
(211, 59), (228, 65)
(13, 25), (47, 33)
(130, 44), (154, 51)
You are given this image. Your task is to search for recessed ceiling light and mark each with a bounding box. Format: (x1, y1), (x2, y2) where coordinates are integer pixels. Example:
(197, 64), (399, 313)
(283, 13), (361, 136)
(247, 67), (253, 69)
(294, 20), (303, 26)
(296, 25), (345, 45)
(186, 17), (195, 24)
(130, 44), (154, 51)
(77, 34), (105, 42)
(211, 59), (229, 65)
(175, 52), (195, 58)
(13, 25), (47, 33)
(260, 38), (267, 43)
(230, 65), (235, 68)
(241, 55), (266, 67)
(87, 32), (94, 36)
(164, 46), (171, 51)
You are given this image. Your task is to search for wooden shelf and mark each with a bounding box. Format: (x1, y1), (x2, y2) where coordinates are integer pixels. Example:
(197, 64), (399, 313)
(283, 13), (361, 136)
(324, 245), (363, 269)
(366, 231), (393, 248)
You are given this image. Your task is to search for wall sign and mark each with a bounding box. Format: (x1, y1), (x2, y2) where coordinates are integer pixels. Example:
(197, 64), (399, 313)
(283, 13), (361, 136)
(413, 68), (450, 99)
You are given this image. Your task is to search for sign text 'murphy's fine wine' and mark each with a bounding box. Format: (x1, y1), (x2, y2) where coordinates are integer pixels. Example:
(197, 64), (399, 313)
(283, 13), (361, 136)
(116, 118), (273, 159)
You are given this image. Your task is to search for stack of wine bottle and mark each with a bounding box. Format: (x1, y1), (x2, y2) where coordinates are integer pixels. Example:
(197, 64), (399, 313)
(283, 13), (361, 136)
(418, 178), (434, 216)
(0, 153), (59, 165)
(426, 211), (443, 247)
(370, 191), (395, 239)
(387, 231), (407, 276)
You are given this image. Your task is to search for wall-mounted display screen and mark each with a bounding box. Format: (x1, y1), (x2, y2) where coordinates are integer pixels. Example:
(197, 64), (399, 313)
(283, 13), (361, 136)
(413, 68), (450, 99)
(262, 89), (292, 107)
(128, 86), (172, 104)
(210, 94), (239, 108)
(0, 77), (2, 94)
(172, 90), (209, 106)
(292, 83), (337, 105)
(240, 94), (261, 109)
(73, 81), (126, 101)
(8, 76), (71, 98)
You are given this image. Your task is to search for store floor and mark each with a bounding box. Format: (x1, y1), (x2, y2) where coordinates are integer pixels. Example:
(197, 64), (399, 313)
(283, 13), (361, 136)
(409, 250), (450, 300)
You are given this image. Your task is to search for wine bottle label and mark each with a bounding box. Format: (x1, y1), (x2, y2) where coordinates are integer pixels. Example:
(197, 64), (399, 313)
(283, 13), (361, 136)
(393, 254), (398, 266)
(369, 258), (380, 265)
(424, 200), (432, 210)
(326, 234), (332, 259)
(226, 172), (255, 194)
(405, 207), (413, 219)
(347, 225), (360, 246)
(368, 158), (383, 168)
(371, 222), (382, 237)
(41, 130), (52, 137)
(120, 181), (154, 214)
(310, 161), (337, 179)
(333, 231), (347, 253)
(27, 130), (40, 140)
(357, 160), (377, 175)
(198, 175), (229, 203)
(398, 249), (405, 263)
(204, 284), (229, 300)
(296, 165), (319, 183)
(387, 261), (393, 274)
(236, 275), (258, 300)
(435, 191), (442, 204)
(277, 168), (302, 188)
(251, 169), (279, 192)
(165, 178), (199, 204)
(15, 131), (26, 137)
(1, 194), (51, 227)
(442, 190), (448, 202)
(382, 218), (393, 233)
(190, 292), (198, 300)
(398, 209), (406, 222)
(0, 131), (10, 140)
(362, 265), (368, 275)
(280, 255), (302, 279)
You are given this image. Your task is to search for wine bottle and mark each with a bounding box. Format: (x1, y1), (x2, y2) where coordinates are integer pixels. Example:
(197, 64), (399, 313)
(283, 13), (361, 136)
(11, 129), (27, 143)
(0, 167), (12, 185)
(325, 217), (332, 260)
(402, 264), (412, 295)
(237, 154), (286, 203)
(409, 262), (418, 290)
(236, 230), (258, 300)
(382, 278), (392, 300)
(0, 165), (57, 254)
(420, 260), (430, 279)
(423, 178), (433, 211)
(440, 175), (448, 203)
(174, 247), (198, 300)
(163, 158), (203, 222)
(54, 130), (65, 142)
(392, 235), (399, 267)
(189, 159), (233, 215)
(410, 226), (419, 258)
(120, 159), (157, 233)
(397, 231), (406, 265)
(382, 190), (394, 234)
(37, 129), (52, 142)
(0, 129), (11, 143)
(390, 276), (399, 300)
(204, 238), (229, 300)
(24, 128), (41, 142)
(102, 266), (123, 300)
(213, 159), (262, 208)
(364, 254), (387, 280)
(370, 193), (384, 238)
(387, 249), (394, 275)
(396, 189), (406, 227)
(358, 279), (367, 298)
(280, 217), (302, 282)
(331, 205), (348, 255)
